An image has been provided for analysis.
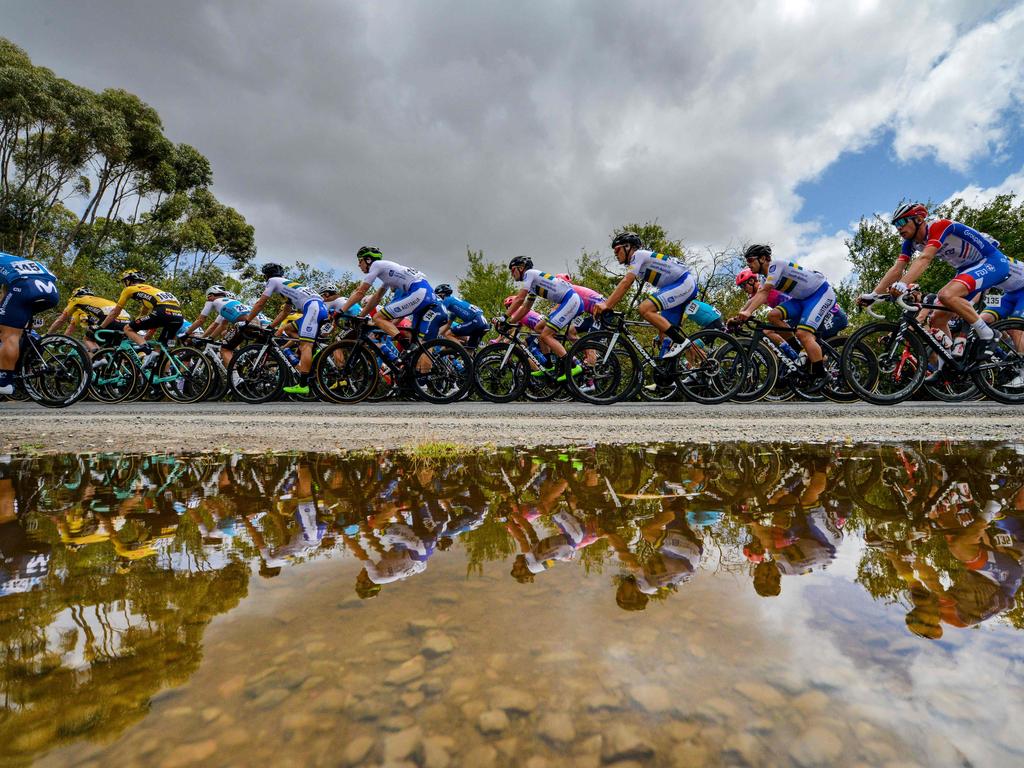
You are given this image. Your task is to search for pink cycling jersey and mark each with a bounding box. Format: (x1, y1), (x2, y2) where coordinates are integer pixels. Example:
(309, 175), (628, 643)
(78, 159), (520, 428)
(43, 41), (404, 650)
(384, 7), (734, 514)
(517, 309), (544, 330)
(570, 283), (604, 312)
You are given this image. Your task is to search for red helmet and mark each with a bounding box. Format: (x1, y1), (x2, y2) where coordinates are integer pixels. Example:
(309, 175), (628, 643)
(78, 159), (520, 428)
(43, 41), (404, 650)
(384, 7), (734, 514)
(555, 273), (571, 282)
(891, 203), (928, 223)
(735, 268), (757, 287)
(503, 295), (516, 308)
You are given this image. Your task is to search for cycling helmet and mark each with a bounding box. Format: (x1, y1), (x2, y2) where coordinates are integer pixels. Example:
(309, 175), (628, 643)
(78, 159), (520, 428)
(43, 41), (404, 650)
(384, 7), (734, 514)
(261, 263), (285, 279)
(743, 244), (772, 261)
(120, 269), (144, 284)
(356, 246), (383, 261)
(206, 284), (228, 297)
(611, 231), (643, 249)
(509, 256), (533, 271)
(434, 283), (453, 298)
(891, 202), (928, 224)
(71, 286), (94, 298)
(735, 268), (757, 287)
(503, 295), (517, 308)
(318, 284), (339, 296)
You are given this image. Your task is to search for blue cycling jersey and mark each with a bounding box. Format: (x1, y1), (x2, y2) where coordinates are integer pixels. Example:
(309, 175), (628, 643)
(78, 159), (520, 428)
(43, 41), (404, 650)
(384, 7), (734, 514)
(683, 299), (722, 327)
(0, 252), (56, 286)
(441, 295), (485, 323)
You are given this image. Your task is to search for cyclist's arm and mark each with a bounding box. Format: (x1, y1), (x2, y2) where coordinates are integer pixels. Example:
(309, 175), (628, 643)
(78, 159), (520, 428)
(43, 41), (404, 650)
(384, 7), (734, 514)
(897, 247), (937, 290)
(203, 317), (226, 339)
(268, 304), (290, 331)
(47, 309), (71, 334)
(871, 259), (908, 294)
(99, 302), (127, 329)
(735, 284), (774, 321)
(342, 282), (372, 314)
(358, 285), (385, 315)
(598, 272), (637, 311)
(506, 289), (532, 323)
(242, 293), (271, 322)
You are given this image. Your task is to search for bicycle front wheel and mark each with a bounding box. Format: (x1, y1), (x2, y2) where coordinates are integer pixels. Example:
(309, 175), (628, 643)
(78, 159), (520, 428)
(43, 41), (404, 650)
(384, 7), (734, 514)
(472, 343), (529, 403)
(161, 348), (214, 403)
(20, 334), (90, 408)
(228, 344), (286, 403)
(973, 319), (1024, 404)
(89, 347), (140, 403)
(732, 341), (779, 403)
(674, 330), (748, 404)
(565, 333), (633, 404)
(840, 321), (925, 405)
(313, 340), (379, 404)
(409, 339), (473, 404)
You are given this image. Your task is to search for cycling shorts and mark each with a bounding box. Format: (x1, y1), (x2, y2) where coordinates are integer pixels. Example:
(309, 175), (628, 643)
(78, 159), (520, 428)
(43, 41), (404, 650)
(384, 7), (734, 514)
(451, 316), (489, 348)
(380, 279), (434, 321)
(819, 305), (848, 339)
(648, 273), (697, 325)
(546, 289), (584, 331)
(130, 306), (184, 343)
(981, 288), (1024, 321)
(296, 298), (328, 342)
(777, 282), (836, 333)
(0, 278), (59, 329)
(952, 252), (1010, 299)
(413, 302), (448, 341)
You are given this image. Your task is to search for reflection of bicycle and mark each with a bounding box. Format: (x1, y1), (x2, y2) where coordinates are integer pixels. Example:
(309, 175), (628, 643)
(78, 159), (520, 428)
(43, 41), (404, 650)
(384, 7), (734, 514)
(92, 329), (212, 403)
(566, 309), (748, 404)
(7, 328), (90, 408)
(314, 316), (472, 404)
(844, 294), (1024, 404)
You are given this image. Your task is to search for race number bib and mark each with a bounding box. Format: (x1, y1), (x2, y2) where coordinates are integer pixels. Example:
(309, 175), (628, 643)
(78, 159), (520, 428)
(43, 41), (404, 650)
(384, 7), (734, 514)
(985, 292), (1003, 307)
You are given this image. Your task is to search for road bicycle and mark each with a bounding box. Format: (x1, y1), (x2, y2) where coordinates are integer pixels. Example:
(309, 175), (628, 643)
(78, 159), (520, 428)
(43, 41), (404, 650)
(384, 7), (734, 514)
(6, 325), (90, 408)
(226, 326), (325, 403)
(91, 329), (213, 403)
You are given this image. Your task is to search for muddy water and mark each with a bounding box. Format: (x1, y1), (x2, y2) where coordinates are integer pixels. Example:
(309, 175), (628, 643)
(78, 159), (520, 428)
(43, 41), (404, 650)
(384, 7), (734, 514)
(1, 443), (1023, 767)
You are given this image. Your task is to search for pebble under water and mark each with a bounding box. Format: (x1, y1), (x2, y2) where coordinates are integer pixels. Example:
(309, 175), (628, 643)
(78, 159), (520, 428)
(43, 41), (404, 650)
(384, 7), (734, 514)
(1, 441), (1023, 767)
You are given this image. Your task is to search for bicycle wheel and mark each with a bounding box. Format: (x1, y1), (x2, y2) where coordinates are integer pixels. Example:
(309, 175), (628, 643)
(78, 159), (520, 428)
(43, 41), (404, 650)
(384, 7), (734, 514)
(20, 335), (90, 408)
(637, 364), (681, 402)
(973, 319), (1024, 404)
(228, 344), (286, 403)
(923, 368), (979, 402)
(792, 339), (842, 401)
(161, 347), (213, 403)
(564, 335), (629, 404)
(732, 341), (779, 403)
(822, 337), (874, 403)
(89, 347), (139, 403)
(472, 343), (529, 403)
(313, 339), (379, 404)
(673, 329), (748, 404)
(409, 339), (473, 404)
(840, 321), (926, 404)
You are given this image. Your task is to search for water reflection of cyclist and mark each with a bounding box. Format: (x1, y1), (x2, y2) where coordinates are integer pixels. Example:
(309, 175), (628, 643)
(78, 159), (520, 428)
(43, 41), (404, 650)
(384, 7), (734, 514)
(744, 504), (844, 597)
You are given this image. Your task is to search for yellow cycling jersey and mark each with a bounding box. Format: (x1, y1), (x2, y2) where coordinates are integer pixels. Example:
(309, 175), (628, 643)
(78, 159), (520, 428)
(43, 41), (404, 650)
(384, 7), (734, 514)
(66, 295), (130, 326)
(283, 311), (302, 329)
(117, 283), (181, 314)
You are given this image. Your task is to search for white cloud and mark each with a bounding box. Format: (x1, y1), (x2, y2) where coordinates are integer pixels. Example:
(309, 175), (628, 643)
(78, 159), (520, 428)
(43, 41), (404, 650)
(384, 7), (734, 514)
(944, 165), (1024, 207)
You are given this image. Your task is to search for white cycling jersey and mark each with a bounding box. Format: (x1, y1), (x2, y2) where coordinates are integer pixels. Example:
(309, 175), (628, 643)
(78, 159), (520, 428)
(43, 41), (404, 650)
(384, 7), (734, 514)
(995, 257), (1024, 293)
(627, 249), (690, 287)
(363, 259), (428, 292)
(763, 261), (827, 300)
(261, 277), (321, 309)
(520, 269), (573, 303)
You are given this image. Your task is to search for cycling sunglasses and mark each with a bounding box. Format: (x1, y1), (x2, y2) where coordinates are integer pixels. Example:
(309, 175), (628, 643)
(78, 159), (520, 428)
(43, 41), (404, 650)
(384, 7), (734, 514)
(893, 217), (913, 228)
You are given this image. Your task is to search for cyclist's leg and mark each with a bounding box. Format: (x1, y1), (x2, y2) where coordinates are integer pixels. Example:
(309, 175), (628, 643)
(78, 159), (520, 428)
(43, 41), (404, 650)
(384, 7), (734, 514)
(375, 284), (428, 341)
(0, 281), (58, 393)
(295, 299), (327, 377)
(542, 291), (582, 364)
(940, 254), (1009, 340)
(794, 284), (835, 369)
(645, 274), (697, 353)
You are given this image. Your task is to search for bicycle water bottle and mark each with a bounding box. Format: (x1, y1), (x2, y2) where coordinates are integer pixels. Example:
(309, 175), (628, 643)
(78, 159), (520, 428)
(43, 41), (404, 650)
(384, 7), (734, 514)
(379, 335), (400, 362)
(951, 336), (967, 358)
(527, 336), (547, 364)
(283, 348), (300, 366)
(929, 328), (952, 351)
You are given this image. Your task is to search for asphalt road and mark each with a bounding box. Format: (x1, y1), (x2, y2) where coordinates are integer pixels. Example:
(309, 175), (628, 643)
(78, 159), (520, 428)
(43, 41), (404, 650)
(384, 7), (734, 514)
(2, 400), (1022, 454)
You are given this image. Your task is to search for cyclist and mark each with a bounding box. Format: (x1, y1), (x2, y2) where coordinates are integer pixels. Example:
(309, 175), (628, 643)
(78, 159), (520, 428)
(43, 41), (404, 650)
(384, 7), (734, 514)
(99, 271), (184, 366)
(0, 251), (60, 395)
(186, 285), (269, 366)
(338, 247), (447, 343)
(318, 284), (362, 322)
(862, 203), (1010, 358)
(729, 244), (835, 382)
(48, 287), (131, 353)
(591, 232), (697, 358)
(241, 264), (327, 395)
(506, 256), (584, 380)
(434, 283), (490, 350)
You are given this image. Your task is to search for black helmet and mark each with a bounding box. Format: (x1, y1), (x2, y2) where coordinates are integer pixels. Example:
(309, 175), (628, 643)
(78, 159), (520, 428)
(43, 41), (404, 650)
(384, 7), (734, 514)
(434, 283), (453, 298)
(356, 246), (382, 261)
(611, 231), (643, 250)
(71, 286), (94, 298)
(509, 256), (533, 271)
(261, 263), (285, 279)
(743, 244), (772, 261)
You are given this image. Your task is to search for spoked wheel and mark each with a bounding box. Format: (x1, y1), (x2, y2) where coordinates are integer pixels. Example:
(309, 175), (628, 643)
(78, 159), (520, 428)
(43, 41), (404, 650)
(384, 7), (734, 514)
(473, 343), (529, 403)
(673, 329), (748, 404)
(564, 335), (629, 404)
(19, 335), (91, 408)
(974, 319), (1024, 404)
(89, 347), (140, 403)
(732, 340), (779, 403)
(840, 322), (926, 405)
(313, 339), (379, 404)
(408, 339), (473, 404)
(228, 344), (287, 403)
(161, 347), (213, 403)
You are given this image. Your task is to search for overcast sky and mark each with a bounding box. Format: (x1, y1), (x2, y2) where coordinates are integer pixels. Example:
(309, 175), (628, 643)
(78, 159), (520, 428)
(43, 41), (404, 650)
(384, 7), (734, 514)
(4, 0), (1024, 284)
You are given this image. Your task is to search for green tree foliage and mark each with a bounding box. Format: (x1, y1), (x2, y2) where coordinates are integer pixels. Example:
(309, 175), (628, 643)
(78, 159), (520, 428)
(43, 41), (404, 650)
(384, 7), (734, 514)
(456, 248), (514, 319)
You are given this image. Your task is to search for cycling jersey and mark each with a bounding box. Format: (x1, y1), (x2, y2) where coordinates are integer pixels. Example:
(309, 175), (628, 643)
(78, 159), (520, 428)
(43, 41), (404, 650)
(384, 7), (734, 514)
(261, 277), (320, 309)
(683, 299), (721, 327)
(66, 295), (129, 326)
(982, 258), (1024, 320)
(324, 296), (361, 317)
(117, 283), (181, 313)
(440, 295), (485, 323)
(0, 254), (59, 329)
(519, 269), (574, 303)
(763, 261), (827, 300)
(627, 250), (690, 287)
(569, 283), (605, 313)
(200, 297), (268, 325)
(362, 260), (428, 293)
(0, 253), (56, 286)
(899, 220), (1001, 269)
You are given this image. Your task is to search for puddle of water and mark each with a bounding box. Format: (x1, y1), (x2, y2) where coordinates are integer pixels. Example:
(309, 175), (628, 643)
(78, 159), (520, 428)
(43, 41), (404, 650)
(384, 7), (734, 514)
(1, 442), (1023, 767)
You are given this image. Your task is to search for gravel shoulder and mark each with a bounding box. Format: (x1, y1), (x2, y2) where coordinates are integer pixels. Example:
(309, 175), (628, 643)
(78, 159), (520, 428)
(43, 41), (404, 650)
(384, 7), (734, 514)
(2, 400), (1023, 454)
